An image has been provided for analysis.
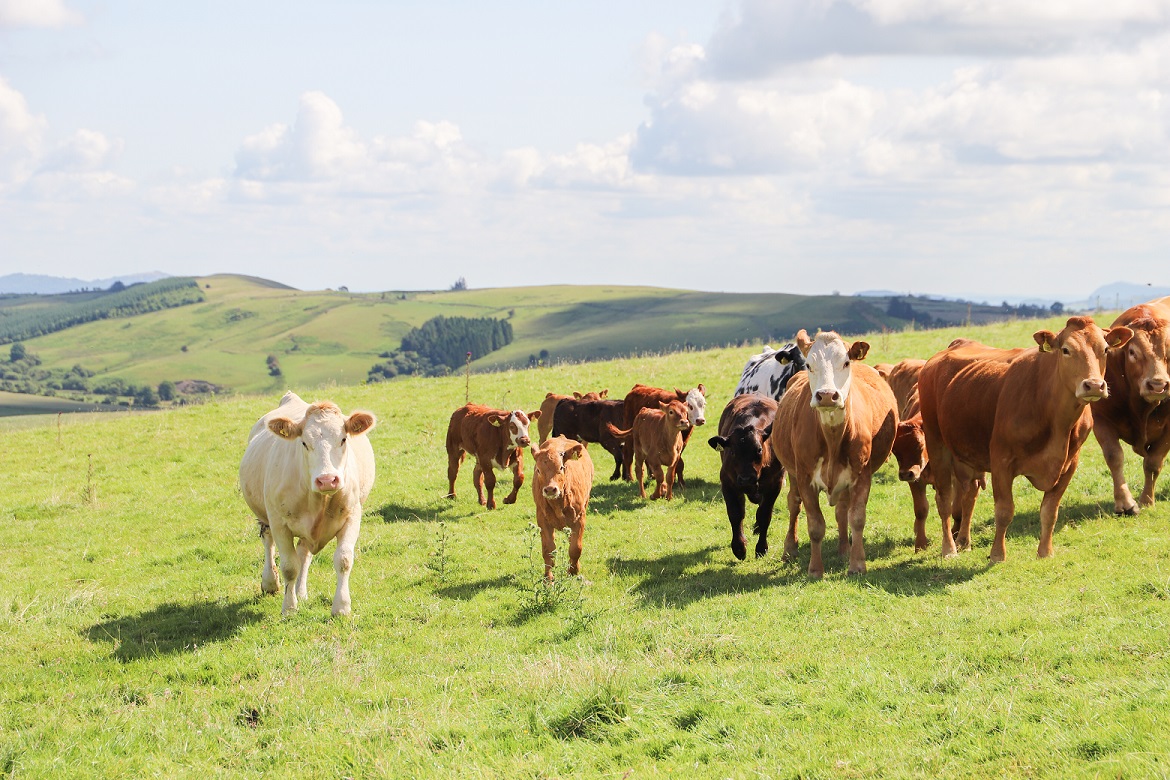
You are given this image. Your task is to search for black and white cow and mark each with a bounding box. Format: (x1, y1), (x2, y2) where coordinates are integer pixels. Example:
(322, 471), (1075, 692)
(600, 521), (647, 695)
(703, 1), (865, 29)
(733, 343), (807, 401)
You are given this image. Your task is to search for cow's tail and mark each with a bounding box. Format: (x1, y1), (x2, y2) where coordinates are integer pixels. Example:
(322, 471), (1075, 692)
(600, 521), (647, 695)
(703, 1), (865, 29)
(605, 422), (633, 441)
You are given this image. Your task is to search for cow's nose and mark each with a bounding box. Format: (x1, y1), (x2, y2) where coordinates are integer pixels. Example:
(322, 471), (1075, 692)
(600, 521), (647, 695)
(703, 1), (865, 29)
(315, 474), (341, 491)
(1080, 378), (1107, 398)
(736, 475), (756, 489)
(694, 417), (706, 426)
(517, 436), (531, 447)
(815, 390), (840, 405)
(1146, 377), (1169, 396)
(899, 468), (919, 482)
(542, 486), (560, 498)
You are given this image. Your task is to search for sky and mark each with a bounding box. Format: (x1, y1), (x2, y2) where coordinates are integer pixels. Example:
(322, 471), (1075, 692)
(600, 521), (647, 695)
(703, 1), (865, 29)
(1, 0), (1169, 299)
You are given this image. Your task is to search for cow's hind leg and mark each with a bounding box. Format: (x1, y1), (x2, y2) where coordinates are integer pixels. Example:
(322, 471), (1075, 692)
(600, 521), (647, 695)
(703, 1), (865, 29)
(446, 449), (464, 500)
(473, 462), (490, 507)
(909, 480), (930, 552)
(783, 478), (801, 562)
(1140, 438), (1170, 508)
(635, 453), (647, 498)
(332, 515), (362, 616)
(272, 525), (301, 615)
(258, 521), (279, 595)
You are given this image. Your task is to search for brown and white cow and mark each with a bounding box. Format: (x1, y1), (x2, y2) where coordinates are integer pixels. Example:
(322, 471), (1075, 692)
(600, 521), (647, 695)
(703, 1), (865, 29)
(530, 436), (594, 581)
(607, 399), (691, 500)
(708, 394), (789, 561)
(620, 383), (706, 484)
(239, 391), (377, 616)
(1092, 300), (1170, 514)
(446, 404), (540, 509)
(771, 330), (898, 577)
(537, 389), (608, 443)
(551, 397), (627, 480)
(919, 317), (1133, 562)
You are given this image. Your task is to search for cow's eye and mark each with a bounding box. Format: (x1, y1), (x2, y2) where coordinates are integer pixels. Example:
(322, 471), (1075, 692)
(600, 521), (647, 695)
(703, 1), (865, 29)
(842, 360), (850, 368)
(340, 437), (347, 446)
(1061, 347), (1071, 356)
(301, 441), (308, 450)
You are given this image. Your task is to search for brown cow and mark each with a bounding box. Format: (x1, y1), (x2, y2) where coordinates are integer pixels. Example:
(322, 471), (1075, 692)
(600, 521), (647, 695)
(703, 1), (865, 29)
(919, 317), (1133, 562)
(1092, 301), (1170, 514)
(536, 389), (608, 443)
(606, 399), (690, 499)
(620, 383), (706, 484)
(551, 397), (626, 480)
(771, 330), (898, 577)
(530, 436), (594, 580)
(707, 395), (788, 560)
(446, 404), (540, 509)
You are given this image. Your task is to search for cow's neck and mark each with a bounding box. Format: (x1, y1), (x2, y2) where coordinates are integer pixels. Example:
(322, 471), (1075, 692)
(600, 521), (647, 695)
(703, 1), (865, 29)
(815, 402), (852, 458)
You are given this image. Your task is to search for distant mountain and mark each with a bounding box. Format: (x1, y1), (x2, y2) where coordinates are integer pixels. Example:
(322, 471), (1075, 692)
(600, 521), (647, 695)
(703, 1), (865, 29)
(1082, 282), (1170, 311)
(858, 281), (1170, 311)
(0, 272), (171, 295)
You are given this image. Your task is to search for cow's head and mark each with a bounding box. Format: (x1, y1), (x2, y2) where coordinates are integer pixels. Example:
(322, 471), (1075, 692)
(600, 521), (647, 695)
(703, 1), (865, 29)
(530, 437), (589, 501)
(1118, 314), (1170, 403)
(709, 421), (773, 502)
(677, 384), (706, 427)
(659, 399), (691, 431)
(1034, 316), (1133, 402)
(574, 388), (609, 401)
(268, 401), (376, 494)
(892, 418), (928, 482)
(804, 331), (870, 415)
(774, 342), (807, 374)
(489, 409), (540, 448)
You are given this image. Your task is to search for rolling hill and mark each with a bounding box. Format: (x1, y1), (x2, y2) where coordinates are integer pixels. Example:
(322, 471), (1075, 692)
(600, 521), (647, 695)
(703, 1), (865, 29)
(3, 274), (1096, 404)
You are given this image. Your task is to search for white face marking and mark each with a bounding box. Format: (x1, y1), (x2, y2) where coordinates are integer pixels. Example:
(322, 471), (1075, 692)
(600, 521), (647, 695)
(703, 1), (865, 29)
(686, 388), (707, 426)
(508, 412), (532, 446)
(806, 334), (852, 410)
(300, 412), (348, 493)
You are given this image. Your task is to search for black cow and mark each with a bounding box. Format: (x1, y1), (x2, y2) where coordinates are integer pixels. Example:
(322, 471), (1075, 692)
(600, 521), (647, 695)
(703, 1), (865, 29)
(733, 343), (807, 401)
(552, 398), (627, 480)
(707, 395), (788, 560)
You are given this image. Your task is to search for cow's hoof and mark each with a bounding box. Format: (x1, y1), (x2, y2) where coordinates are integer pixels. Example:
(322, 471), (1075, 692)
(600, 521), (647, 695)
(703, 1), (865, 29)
(332, 604), (352, 618)
(445, 492), (456, 500)
(847, 565), (867, 576)
(503, 495), (518, 505)
(807, 569), (824, 580)
(1117, 505), (1139, 516)
(731, 540), (747, 561)
(754, 543), (769, 559)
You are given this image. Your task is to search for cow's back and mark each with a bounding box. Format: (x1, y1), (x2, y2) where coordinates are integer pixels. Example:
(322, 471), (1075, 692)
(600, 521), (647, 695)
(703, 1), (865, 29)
(885, 359), (925, 418)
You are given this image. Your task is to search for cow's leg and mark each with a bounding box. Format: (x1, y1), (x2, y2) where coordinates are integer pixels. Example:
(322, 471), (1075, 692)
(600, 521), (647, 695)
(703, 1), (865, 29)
(846, 476), (871, 575)
(650, 462), (667, 500)
(721, 481), (749, 560)
(675, 455), (686, 488)
(953, 471), (981, 551)
(446, 448), (463, 500)
(909, 480), (930, 552)
(294, 542), (312, 602)
(989, 468), (1016, 563)
(798, 481), (827, 579)
(622, 439), (634, 481)
(474, 462), (496, 509)
(783, 478), (801, 562)
(272, 525), (301, 615)
(1094, 421), (1138, 515)
(331, 516), (361, 616)
(259, 522), (279, 595)
(540, 523), (557, 581)
(664, 460), (678, 500)
(566, 522), (584, 577)
(1140, 438), (1170, 508)
(933, 455), (959, 558)
(607, 442), (623, 481)
(835, 491), (850, 557)
(754, 478), (781, 559)
(635, 453), (647, 498)
(503, 455), (524, 505)
(1037, 456), (1079, 559)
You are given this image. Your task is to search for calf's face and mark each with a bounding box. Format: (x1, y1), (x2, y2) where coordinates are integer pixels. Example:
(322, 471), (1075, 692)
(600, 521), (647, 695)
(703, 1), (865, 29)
(709, 422), (771, 501)
(490, 409), (540, 448)
(269, 403), (376, 493)
(660, 400), (691, 431)
(531, 440), (587, 501)
(685, 384), (707, 427)
(892, 419), (927, 482)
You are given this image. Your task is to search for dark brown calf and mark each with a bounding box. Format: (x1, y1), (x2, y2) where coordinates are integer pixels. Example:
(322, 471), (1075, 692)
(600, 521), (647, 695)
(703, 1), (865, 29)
(607, 399), (690, 500)
(551, 397), (626, 480)
(537, 389), (608, 443)
(446, 404), (540, 509)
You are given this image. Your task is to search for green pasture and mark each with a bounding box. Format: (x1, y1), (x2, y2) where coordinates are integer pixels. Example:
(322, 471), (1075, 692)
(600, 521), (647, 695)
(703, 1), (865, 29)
(14, 275), (1040, 398)
(2, 314), (1168, 778)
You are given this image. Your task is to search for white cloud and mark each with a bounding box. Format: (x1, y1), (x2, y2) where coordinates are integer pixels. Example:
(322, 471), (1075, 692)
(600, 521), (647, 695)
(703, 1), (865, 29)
(0, 77), (46, 183)
(0, 0), (82, 28)
(234, 91), (367, 182)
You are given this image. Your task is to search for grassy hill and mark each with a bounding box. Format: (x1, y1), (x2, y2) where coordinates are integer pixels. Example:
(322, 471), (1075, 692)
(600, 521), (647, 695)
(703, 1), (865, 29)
(1, 313), (1168, 776)
(7, 274), (1070, 404)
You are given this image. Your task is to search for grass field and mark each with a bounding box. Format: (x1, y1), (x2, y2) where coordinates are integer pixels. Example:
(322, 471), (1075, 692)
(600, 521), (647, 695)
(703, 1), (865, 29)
(2, 314), (1169, 778)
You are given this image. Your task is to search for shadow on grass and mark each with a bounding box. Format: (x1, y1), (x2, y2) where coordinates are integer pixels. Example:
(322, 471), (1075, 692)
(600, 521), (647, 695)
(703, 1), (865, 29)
(84, 598), (265, 662)
(587, 477), (722, 516)
(434, 574), (516, 601)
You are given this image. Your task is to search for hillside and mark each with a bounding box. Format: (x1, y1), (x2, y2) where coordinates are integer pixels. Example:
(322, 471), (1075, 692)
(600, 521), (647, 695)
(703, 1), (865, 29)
(4, 274), (1097, 404)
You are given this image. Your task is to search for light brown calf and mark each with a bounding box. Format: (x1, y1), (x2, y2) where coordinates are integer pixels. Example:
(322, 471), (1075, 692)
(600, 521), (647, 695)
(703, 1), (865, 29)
(530, 436), (594, 580)
(446, 404), (540, 509)
(607, 399), (690, 499)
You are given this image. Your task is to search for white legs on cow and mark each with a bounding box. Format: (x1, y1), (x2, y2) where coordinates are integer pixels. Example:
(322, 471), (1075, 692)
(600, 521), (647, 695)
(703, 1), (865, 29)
(259, 523), (280, 595)
(331, 515), (361, 617)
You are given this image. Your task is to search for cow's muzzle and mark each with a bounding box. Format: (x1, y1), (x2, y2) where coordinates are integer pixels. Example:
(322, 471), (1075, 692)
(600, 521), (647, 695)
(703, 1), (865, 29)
(542, 485), (561, 499)
(813, 389), (843, 408)
(899, 466), (923, 482)
(1077, 378), (1108, 401)
(314, 474), (341, 492)
(1142, 377), (1170, 402)
(517, 436), (531, 448)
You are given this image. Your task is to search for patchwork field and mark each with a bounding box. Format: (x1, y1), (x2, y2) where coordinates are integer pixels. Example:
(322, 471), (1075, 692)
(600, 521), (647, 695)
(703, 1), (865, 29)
(2, 314), (1168, 777)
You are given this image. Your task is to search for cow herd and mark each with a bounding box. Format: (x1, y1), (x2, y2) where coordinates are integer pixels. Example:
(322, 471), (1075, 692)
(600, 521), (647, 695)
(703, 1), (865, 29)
(239, 300), (1170, 615)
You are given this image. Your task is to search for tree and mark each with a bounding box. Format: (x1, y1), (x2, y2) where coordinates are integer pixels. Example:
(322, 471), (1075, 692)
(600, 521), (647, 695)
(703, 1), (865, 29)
(266, 354), (282, 377)
(158, 380), (176, 401)
(135, 386), (159, 407)
(9, 342), (25, 362)
(449, 276), (468, 291)
(1050, 301), (1064, 315)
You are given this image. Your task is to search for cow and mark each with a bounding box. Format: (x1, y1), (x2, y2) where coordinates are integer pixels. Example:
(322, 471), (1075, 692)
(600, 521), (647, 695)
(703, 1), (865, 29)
(620, 383), (706, 484)
(551, 397), (627, 480)
(536, 389), (608, 443)
(733, 343), (807, 401)
(1092, 301), (1170, 514)
(530, 436), (594, 581)
(239, 391), (377, 616)
(707, 395), (788, 561)
(919, 316), (1133, 562)
(770, 330), (898, 577)
(606, 399), (691, 500)
(446, 404), (540, 509)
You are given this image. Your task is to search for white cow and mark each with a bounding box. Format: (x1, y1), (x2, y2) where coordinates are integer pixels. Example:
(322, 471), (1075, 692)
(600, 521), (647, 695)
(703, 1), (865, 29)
(239, 392), (376, 616)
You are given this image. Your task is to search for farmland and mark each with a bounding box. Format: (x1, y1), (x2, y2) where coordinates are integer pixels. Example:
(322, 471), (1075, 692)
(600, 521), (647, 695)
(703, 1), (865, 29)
(1, 314), (1168, 778)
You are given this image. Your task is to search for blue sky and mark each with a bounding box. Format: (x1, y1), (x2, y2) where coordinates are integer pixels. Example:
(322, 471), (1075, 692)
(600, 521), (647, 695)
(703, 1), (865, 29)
(2, 0), (1169, 298)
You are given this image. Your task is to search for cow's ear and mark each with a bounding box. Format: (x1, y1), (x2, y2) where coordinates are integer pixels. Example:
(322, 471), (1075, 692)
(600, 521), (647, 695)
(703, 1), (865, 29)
(848, 341), (870, 361)
(1105, 325), (1133, 349)
(659, 401), (670, 411)
(599, 388), (609, 398)
(777, 354), (790, 365)
(708, 436), (727, 452)
(761, 422), (773, 442)
(528, 409), (541, 420)
(674, 388), (686, 400)
(1033, 330), (1057, 352)
(573, 391), (584, 400)
(696, 383), (706, 396)
(345, 411), (376, 436)
(565, 442), (585, 460)
(545, 392), (556, 399)
(795, 329), (813, 356)
(489, 415), (504, 427)
(530, 445), (540, 460)
(268, 417), (302, 440)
